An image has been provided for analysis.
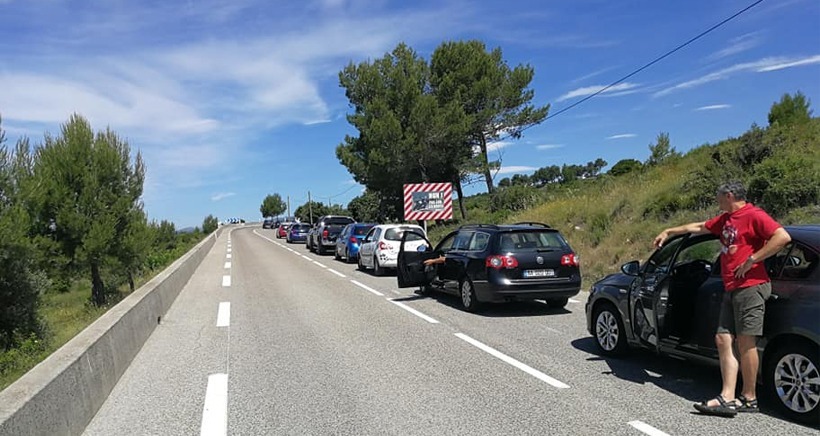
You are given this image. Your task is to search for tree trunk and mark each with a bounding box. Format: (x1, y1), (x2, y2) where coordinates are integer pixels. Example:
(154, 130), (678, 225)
(91, 262), (106, 306)
(479, 134), (494, 194)
(128, 271), (135, 293)
(454, 178), (467, 220)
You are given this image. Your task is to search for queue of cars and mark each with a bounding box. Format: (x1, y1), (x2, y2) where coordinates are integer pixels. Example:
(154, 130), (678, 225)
(261, 218), (819, 425)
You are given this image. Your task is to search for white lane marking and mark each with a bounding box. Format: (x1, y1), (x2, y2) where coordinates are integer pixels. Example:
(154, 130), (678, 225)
(226, 254), (232, 259)
(313, 261), (327, 269)
(286, 248), (294, 252)
(200, 373), (228, 436)
(388, 299), (439, 323)
(216, 302), (230, 327)
(252, 230), (276, 243)
(293, 251), (302, 256)
(327, 268), (346, 278)
(628, 421), (670, 436)
(222, 275), (231, 287)
(227, 248), (232, 253)
(391, 289), (402, 295)
(302, 255), (313, 261)
(568, 298), (581, 304)
(544, 326), (562, 334)
(224, 262), (231, 269)
(454, 333), (570, 389)
(350, 280), (384, 296)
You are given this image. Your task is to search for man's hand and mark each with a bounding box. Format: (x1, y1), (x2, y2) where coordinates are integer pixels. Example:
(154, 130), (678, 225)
(733, 256), (755, 278)
(423, 256), (445, 266)
(653, 231), (669, 248)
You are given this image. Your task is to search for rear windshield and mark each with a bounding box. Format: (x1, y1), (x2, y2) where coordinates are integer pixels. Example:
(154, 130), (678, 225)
(292, 224), (310, 231)
(385, 227), (424, 241)
(498, 231), (568, 251)
(326, 217), (355, 225)
(353, 225), (374, 236)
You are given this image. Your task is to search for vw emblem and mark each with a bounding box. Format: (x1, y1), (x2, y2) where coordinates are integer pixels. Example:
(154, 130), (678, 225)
(536, 256), (544, 265)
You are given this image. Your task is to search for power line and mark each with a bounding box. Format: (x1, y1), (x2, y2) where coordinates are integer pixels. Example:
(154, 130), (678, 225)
(544, 0), (766, 121)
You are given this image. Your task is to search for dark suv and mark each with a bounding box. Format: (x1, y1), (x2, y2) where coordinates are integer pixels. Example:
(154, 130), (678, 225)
(397, 222), (581, 312)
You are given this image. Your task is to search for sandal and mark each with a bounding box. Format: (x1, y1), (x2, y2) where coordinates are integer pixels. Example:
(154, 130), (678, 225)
(736, 395), (759, 413)
(693, 395), (737, 417)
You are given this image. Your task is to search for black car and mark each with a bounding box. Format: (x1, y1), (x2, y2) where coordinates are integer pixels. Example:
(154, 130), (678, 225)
(585, 224), (820, 425)
(397, 222), (581, 312)
(262, 217), (274, 229)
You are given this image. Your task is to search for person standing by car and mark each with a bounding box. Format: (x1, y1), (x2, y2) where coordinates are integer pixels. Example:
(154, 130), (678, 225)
(653, 181), (791, 417)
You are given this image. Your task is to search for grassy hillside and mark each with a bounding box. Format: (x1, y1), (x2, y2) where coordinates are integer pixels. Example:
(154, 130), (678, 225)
(429, 118), (820, 291)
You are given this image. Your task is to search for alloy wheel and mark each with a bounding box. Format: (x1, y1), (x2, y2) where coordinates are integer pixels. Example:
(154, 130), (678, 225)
(774, 353), (820, 414)
(596, 310), (620, 352)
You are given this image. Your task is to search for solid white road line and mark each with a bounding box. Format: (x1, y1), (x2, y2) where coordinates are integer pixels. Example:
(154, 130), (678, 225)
(216, 302), (230, 327)
(200, 373), (228, 436)
(224, 262), (231, 269)
(222, 275), (231, 287)
(454, 333), (570, 389)
(388, 299), (439, 323)
(302, 255), (313, 261)
(350, 280), (384, 296)
(293, 251), (302, 256)
(327, 268), (346, 278)
(568, 298), (581, 304)
(313, 261), (327, 268)
(627, 421), (670, 436)
(226, 254), (232, 259)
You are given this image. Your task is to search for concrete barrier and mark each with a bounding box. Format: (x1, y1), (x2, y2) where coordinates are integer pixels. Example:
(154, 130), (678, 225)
(0, 227), (225, 436)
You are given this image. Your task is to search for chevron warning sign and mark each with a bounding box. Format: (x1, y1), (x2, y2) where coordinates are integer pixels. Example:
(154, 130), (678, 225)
(403, 183), (453, 221)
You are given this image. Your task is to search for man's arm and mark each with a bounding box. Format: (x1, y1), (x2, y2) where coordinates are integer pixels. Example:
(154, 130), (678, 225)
(733, 227), (792, 278)
(653, 221), (709, 248)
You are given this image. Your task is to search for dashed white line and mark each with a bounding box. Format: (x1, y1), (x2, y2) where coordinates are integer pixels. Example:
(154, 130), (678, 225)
(627, 421), (670, 436)
(216, 302), (230, 327)
(293, 251), (302, 256)
(226, 254), (232, 259)
(350, 280), (384, 296)
(327, 268), (346, 278)
(313, 261), (327, 268)
(544, 326), (562, 334)
(568, 298), (581, 304)
(200, 373), (228, 436)
(302, 255), (313, 261)
(454, 333), (570, 389)
(222, 275), (231, 287)
(388, 299), (439, 323)
(227, 248), (232, 253)
(224, 262), (231, 269)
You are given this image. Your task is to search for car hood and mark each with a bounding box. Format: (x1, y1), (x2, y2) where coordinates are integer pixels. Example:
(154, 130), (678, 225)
(594, 272), (635, 290)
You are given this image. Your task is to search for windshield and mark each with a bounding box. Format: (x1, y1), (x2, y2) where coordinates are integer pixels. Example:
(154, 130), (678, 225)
(385, 227), (424, 241)
(498, 231), (568, 252)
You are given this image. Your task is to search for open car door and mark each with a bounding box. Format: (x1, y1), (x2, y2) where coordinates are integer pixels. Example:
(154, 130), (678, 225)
(397, 230), (438, 288)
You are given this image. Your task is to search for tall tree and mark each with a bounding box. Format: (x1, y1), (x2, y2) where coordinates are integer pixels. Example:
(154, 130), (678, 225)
(347, 190), (381, 222)
(32, 114), (145, 306)
(768, 91), (812, 126)
(115, 209), (154, 292)
(646, 132), (679, 166)
(430, 40), (549, 194)
(294, 200), (330, 223)
(260, 193), (287, 218)
(202, 214), (219, 234)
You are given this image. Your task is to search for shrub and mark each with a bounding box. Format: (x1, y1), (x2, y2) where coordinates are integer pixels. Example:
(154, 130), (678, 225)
(490, 185), (544, 212)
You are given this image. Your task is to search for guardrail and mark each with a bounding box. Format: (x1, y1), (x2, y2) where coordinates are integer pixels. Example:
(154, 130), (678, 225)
(0, 227), (224, 436)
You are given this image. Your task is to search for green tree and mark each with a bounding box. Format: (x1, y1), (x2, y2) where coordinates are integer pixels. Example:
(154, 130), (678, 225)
(646, 132), (679, 166)
(430, 40), (549, 194)
(152, 220), (177, 251)
(532, 165), (561, 186)
(31, 114), (145, 306)
(202, 214), (219, 234)
(116, 209), (154, 292)
(294, 201), (331, 224)
(609, 159), (643, 176)
(347, 190), (381, 222)
(260, 193), (287, 218)
(768, 91), (812, 126)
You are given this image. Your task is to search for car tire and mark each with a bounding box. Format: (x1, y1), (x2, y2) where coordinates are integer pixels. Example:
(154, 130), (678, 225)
(373, 256), (384, 276)
(763, 339), (820, 425)
(546, 297), (569, 309)
(357, 255), (365, 271)
(593, 303), (628, 356)
(459, 278), (481, 312)
(345, 249), (353, 264)
(317, 243), (325, 255)
(334, 247), (342, 261)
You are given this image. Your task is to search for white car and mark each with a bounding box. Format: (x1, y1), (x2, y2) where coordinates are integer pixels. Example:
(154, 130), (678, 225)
(358, 224), (427, 276)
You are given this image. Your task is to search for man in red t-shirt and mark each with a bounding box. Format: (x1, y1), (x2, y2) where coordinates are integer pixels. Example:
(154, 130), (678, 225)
(653, 181), (791, 417)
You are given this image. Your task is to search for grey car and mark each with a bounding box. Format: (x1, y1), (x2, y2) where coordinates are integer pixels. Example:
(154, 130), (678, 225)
(585, 225), (820, 425)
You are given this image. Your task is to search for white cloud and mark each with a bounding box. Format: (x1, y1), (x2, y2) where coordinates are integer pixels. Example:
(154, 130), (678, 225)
(496, 165), (537, 175)
(570, 66), (616, 84)
(487, 141), (512, 153)
(706, 32), (762, 61)
(211, 192), (236, 201)
(654, 55), (820, 97)
(695, 104), (731, 111)
(556, 82), (639, 102)
(535, 144), (564, 150)
(606, 134), (636, 140)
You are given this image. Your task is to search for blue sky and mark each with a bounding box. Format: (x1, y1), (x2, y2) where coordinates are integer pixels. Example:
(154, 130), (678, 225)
(1, 0), (818, 228)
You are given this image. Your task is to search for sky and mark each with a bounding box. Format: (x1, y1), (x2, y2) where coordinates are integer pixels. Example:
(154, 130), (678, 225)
(1, 0), (818, 228)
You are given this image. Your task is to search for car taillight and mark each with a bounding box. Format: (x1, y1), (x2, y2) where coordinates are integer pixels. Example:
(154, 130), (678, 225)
(349, 236), (358, 244)
(561, 253), (579, 267)
(485, 255), (518, 269)
(322, 229), (329, 238)
(378, 241), (389, 250)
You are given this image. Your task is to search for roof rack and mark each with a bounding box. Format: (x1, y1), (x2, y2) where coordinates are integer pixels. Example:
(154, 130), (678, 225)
(458, 224), (500, 230)
(511, 221), (552, 228)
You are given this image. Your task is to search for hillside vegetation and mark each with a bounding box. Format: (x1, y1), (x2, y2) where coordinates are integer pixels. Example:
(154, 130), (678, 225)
(429, 115), (820, 290)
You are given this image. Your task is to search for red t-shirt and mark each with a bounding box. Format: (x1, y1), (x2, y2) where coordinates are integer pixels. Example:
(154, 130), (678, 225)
(705, 203), (782, 291)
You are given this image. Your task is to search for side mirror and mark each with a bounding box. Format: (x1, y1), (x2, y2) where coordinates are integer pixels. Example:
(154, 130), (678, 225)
(621, 260), (641, 276)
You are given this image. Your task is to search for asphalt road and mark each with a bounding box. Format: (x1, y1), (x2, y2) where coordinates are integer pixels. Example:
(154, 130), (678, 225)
(83, 226), (817, 436)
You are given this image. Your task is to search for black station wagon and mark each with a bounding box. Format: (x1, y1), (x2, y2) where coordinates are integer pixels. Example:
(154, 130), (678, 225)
(585, 224), (820, 425)
(397, 223), (582, 312)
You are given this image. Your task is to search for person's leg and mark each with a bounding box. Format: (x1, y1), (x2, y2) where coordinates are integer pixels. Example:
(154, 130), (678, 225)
(734, 283), (770, 402)
(736, 334), (758, 400)
(704, 333), (738, 406)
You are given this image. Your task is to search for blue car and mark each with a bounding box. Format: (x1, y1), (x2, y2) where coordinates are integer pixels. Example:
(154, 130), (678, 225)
(286, 223), (311, 243)
(334, 223), (376, 263)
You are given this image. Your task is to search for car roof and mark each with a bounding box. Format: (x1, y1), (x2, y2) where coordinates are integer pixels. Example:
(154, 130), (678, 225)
(458, 222), (557, 232)
(784, 224), (820, 250)
(374, 223), (422, 229)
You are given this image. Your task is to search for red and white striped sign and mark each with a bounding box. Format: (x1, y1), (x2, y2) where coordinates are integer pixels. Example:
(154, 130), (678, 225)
(404, 183), (453, 221)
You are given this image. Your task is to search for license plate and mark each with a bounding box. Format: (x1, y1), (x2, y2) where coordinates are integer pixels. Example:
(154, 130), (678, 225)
(523, 269), (555, 278)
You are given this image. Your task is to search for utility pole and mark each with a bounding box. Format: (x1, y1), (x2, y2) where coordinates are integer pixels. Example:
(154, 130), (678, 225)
(308, 191), (313, 224)
(287, 195), (291, 220)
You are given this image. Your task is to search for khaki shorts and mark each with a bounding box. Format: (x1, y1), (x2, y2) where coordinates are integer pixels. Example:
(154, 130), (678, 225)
(717, 282), (771, 336)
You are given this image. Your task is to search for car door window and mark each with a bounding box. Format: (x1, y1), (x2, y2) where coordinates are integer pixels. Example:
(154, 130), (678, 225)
(468, 232), (491, 251)
(435, 233), (458, 253)
(452, 231), (473, 251)
(364, 228), (376, 242)
(779, 243), (818, 280)
(674, 238), (722, 270)
(645, 237), (684, 274)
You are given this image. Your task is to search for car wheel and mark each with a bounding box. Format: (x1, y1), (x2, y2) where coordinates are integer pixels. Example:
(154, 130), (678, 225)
(317, 243), (325, 255)
(373, 255), (384, 276)
(357, 254), (365, 271)
(764, 340), (820, 425)
(459, 278), (480, 312)
(593, 303), (628, 356)
(546, 297), (569, 309)
(334, 247), (342, 261)
(345, 249), (353, 264)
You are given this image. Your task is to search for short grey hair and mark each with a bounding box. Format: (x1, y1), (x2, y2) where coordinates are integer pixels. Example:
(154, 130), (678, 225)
(717, 181), (747, 201)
